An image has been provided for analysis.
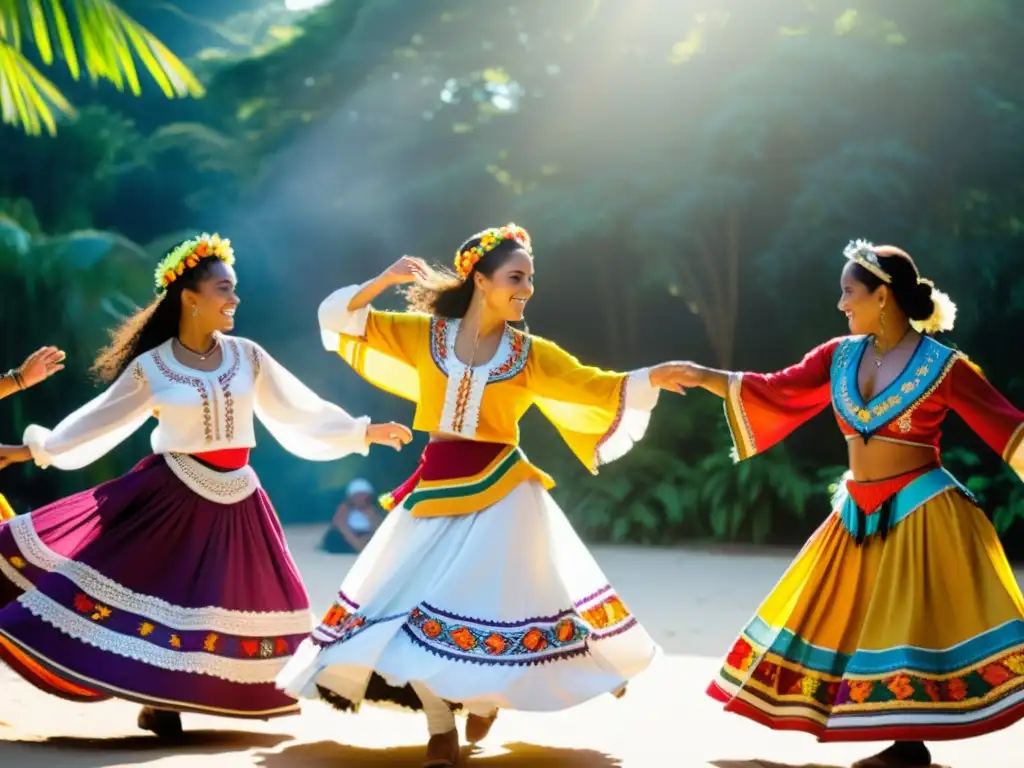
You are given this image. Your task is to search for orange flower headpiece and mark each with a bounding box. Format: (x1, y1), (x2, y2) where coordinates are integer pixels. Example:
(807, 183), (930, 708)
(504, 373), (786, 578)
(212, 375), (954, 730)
(454, 223), (531, 279)
(155, 233), (235, 293)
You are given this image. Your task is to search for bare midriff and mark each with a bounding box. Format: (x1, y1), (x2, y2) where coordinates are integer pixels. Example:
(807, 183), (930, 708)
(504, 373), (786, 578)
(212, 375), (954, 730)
(847, 439), (938, 482)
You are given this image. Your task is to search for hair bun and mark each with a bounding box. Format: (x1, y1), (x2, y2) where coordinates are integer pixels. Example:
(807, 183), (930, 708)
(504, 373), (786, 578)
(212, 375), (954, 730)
(909, 279), (957, 334)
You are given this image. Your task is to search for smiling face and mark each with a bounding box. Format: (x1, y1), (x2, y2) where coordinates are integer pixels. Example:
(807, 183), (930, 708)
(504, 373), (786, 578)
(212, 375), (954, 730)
(181, 260), (240, 333)
(475, 247), (534, 323)
(838, 261), (886, 336)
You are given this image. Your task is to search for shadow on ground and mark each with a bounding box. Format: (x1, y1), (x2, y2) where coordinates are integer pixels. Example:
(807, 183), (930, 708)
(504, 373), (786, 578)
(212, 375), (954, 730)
(710, 761), (951, 768)
(257, 740), (621, 767)
(0, 731), (291, 767)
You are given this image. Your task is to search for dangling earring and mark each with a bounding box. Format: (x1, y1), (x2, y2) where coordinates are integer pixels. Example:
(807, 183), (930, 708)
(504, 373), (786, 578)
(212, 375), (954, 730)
(191, 305), (199, 318)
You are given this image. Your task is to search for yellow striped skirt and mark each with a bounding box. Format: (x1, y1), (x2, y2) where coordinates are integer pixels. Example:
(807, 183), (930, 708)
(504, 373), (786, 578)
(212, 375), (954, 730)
(708, 467), (1024, 742)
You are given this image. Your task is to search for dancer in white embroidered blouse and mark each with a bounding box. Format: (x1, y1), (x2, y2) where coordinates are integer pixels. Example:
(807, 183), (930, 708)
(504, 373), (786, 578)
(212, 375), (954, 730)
(0, 233), (411, 738)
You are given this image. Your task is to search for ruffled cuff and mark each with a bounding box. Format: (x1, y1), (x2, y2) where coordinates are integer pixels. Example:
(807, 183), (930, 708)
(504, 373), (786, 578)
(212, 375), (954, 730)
(596, 369), (660, 467)
(23, 424), (54, 469)
(318, 283), (371, 352)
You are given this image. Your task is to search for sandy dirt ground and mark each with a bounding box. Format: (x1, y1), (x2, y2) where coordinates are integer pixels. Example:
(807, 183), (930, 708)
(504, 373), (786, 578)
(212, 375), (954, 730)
(1, 526), (1019, 767)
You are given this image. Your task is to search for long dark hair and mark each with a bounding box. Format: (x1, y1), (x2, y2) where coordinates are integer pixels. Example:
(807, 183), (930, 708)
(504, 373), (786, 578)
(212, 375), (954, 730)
(404, 235), (531, 318)
(91, 250), (222, 382)
(848, 245), (936, 323)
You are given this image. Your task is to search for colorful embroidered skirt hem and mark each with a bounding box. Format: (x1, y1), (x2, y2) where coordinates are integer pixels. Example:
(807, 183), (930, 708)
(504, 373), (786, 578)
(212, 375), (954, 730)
(276, 478), (656, 713)
(707, 471), (1024, 741)
(0, 454), (313, 718)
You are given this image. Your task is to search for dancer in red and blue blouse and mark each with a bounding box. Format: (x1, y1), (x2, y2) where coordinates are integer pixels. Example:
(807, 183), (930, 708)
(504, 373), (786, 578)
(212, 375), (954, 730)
(671, 241), (1024, 767)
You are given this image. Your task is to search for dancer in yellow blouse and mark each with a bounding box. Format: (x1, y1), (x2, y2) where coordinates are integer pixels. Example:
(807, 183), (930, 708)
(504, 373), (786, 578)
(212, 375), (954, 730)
(277, 223), (690, 767)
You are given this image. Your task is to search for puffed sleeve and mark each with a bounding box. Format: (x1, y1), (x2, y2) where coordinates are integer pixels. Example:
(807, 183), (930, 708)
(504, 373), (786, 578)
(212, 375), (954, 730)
(23, 360), (152, 470)
(318, 283), (430, 403)
(947, 356), (1024, 481)
(725, 339), (841, 461)
(527, 335), (659, 474)
(250, 342), (371, 461)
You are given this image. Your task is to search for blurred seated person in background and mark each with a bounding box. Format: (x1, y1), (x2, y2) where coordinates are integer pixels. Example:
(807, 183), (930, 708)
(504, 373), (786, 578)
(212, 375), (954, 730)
(320, 478), (382, 553)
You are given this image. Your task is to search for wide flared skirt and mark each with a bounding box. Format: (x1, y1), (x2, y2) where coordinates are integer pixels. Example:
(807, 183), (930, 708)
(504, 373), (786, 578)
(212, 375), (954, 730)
(276, 480), (657, 715)
(707, 488), (1024, 741)
(0, 454), (314, 719)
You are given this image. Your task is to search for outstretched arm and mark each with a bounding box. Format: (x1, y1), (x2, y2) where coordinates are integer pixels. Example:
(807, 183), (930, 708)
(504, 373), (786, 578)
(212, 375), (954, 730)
(0, 359), (151, 471)
(0, 347), (66, 401)
(649, 362), (729, 399)
(251, 342), (412, 460)
(656, 341), (840, 461)
(947, 357), (1024, 481)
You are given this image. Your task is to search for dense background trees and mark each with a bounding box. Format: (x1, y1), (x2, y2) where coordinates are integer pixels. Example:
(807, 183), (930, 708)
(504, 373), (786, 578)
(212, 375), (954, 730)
(2, 0), (1022, 552)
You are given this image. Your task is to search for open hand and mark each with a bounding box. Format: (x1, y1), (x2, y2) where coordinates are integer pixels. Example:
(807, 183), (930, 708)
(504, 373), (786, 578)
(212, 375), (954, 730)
(0, 445), (32, 471)
(381, 256), (430, 286)
(366, 422), (413, 451)
(19, 346), (66, 389)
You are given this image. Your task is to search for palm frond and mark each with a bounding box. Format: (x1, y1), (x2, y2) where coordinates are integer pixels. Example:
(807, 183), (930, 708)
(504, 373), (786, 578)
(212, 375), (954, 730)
(64, 0), (205, 97)
(0, 0), (203, 135)
(0, 38), (74, 135)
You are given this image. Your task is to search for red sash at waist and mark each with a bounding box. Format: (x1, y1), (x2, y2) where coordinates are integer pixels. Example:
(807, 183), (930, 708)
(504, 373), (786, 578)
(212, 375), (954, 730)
(380, 441), (509, 511)
(191, 448), (250, 471)
(845, 463), (937, 515)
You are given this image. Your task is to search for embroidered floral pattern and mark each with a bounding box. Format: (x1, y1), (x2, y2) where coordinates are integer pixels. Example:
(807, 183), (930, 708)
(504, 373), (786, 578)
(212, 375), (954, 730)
(488, 328), (530, 382)
(405, 604), (590, 665)
(579, 594), (631, 630)
(429, 317), (530, 384)
(831, 337), (956, 437)
(152, 350), (213, 443)
(721, 635), (1024, 711)
(58, 585), (297, 661)
(248, 343), (262, 377)
(73, 592), (112, 621)
(8, 555), (25, 569)
(310, 594), (376, 646)
(430, 317), (449, 370)
(217, 340), (241, 442)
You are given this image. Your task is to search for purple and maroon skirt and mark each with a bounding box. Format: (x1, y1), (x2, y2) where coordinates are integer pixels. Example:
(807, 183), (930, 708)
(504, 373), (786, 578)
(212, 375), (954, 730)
(0, 452), (313, 719)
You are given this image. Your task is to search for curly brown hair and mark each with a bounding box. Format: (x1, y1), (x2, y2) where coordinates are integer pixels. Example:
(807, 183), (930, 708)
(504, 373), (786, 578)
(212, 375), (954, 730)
(91, 252), (222, 382)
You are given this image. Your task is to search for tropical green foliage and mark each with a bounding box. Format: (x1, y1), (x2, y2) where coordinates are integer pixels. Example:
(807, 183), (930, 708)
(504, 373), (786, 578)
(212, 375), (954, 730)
(0, 212), (153, 505)
(0, 0), (202, 135)
(1, 0), (1023, 553)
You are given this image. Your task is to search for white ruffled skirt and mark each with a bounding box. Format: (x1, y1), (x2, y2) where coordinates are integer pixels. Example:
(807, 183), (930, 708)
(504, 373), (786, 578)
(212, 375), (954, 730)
(275, 479), (657, 714)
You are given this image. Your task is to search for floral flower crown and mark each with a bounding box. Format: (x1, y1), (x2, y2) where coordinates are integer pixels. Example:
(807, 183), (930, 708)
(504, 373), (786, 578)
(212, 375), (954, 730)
(843, 239), (957, 334)
(454, 223), (531, 279)
(154, 233), (235, 293)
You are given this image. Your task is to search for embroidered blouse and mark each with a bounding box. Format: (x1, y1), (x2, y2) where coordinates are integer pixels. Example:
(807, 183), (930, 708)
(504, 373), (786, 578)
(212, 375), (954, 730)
(725, 334), (1024, 481)
(318, 284), (659, 473)
(23, 336), (371, 470)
